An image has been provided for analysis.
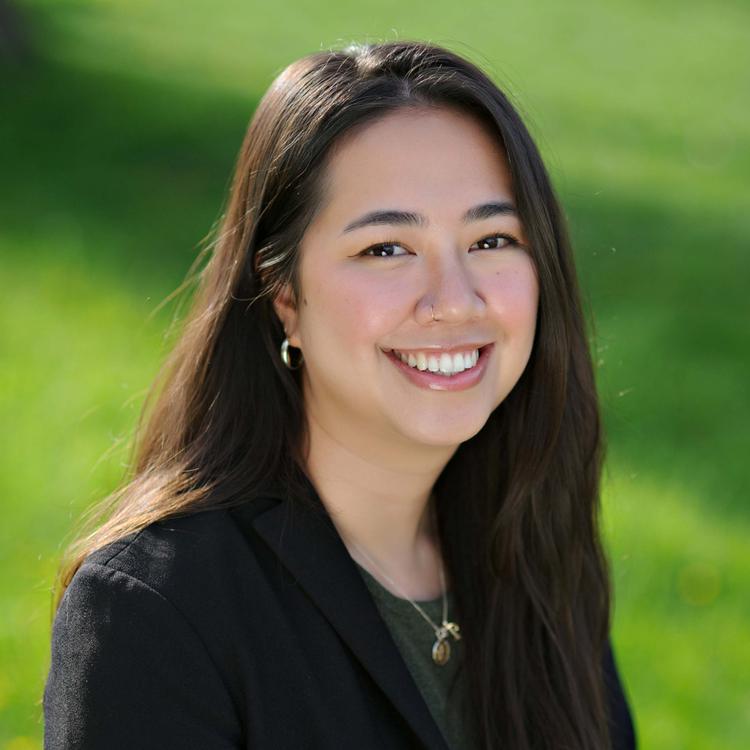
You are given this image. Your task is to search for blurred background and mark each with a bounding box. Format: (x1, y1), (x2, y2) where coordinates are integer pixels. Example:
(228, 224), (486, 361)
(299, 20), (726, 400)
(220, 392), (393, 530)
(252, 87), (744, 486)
(1, 0), (748, 747)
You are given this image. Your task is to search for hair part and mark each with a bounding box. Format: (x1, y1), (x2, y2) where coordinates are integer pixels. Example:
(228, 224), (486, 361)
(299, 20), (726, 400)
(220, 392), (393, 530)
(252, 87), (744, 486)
(53, 40), (612, 749)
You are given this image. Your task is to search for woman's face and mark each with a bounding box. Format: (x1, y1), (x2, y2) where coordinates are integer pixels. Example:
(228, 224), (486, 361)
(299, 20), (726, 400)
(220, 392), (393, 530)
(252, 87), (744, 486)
(274, 106), (539, 452)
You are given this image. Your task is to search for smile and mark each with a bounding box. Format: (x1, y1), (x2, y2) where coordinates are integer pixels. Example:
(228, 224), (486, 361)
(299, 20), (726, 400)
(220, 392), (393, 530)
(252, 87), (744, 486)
(392, 348), (479, 375)
(383, 344), (493, 392)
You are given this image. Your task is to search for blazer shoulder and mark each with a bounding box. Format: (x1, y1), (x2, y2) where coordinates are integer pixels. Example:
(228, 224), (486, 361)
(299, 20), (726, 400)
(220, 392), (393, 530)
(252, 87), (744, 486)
(80, 496), (280, 603)
(47, 513), (247, 749)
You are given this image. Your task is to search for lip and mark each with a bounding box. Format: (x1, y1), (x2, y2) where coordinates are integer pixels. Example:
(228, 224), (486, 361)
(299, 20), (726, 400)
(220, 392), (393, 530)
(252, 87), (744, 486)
(383, 343), (494, 392)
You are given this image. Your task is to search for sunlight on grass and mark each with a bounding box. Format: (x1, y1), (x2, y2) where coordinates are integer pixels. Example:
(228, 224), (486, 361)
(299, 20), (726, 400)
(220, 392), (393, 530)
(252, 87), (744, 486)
(603, 467), (750, 749)
(0, 252), (168, 746)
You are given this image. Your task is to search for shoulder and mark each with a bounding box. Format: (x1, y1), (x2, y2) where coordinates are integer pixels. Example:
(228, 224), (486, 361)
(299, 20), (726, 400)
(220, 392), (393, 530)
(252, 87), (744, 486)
(54, 496), (284, 650)
(84, 507), (239, 590)
(76, 496), (279, 603)
(45, 505), (271, 747)
(49, 496), (283, 691)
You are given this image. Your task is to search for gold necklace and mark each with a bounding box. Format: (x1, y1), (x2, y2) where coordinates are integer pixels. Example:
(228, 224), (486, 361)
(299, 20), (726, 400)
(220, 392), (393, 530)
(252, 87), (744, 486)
(343, 506), (462, 666)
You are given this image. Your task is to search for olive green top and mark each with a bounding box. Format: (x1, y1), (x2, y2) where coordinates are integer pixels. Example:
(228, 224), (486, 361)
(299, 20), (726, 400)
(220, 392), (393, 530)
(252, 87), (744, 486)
(354, 561), (475, 750)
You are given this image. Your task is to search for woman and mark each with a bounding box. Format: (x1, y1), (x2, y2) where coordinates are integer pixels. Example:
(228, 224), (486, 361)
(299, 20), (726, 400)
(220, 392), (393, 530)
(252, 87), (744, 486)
(44, 41), (636, 749)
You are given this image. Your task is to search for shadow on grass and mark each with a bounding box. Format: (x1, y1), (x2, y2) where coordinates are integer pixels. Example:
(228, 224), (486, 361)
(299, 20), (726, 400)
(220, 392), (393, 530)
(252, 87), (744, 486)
(2, 48), (747, 524)
(1, 45), (261, 288)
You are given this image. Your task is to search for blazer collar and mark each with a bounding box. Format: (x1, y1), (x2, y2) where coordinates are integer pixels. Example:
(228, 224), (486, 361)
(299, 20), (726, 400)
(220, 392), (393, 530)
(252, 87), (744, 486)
(233, 473), (452, 750)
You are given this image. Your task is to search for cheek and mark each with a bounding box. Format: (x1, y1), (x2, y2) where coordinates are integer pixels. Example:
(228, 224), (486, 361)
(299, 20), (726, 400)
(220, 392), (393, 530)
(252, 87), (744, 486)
(303, 267), (409, 349)
(485, 261), (539, 333)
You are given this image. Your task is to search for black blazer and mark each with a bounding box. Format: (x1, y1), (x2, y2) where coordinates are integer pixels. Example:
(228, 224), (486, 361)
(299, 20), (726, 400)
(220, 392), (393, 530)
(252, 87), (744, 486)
(44, 476), (636, 749)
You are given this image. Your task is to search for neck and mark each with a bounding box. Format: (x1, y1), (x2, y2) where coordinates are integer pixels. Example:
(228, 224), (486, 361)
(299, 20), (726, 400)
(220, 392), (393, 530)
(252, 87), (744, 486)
(302, 406), (457, 600)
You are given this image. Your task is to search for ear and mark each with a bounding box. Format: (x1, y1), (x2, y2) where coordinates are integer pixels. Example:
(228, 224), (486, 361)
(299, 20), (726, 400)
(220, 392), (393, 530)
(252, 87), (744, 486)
(272, 282), (302, 348)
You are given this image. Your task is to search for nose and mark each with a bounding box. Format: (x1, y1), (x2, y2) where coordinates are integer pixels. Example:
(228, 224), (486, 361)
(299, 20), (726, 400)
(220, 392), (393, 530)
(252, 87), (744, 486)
(416, 248), (486, 325)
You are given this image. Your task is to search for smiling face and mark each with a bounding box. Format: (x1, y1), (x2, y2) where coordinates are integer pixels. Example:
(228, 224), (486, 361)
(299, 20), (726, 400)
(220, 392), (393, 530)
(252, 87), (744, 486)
(273, 105), (539, 453)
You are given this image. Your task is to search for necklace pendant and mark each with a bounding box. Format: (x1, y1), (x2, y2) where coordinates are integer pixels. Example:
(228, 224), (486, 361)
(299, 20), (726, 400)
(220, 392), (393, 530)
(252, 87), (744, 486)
(432, 633), (451, 665)
(443, 620), (461, 641)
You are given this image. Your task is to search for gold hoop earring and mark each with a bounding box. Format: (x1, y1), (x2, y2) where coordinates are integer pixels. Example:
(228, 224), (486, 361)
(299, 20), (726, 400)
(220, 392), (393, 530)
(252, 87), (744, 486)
(280, 337), (304, 370)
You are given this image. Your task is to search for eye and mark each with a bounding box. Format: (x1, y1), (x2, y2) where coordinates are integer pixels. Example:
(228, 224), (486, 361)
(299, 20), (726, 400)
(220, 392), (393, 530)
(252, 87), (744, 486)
(359, 241), (410, 258)
(470, 233), (520, 251)
(358, 232), (522, 259)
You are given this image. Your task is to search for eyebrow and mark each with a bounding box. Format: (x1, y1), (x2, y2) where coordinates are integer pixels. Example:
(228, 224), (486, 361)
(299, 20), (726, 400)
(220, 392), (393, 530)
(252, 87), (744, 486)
(340, 201), (518, 235)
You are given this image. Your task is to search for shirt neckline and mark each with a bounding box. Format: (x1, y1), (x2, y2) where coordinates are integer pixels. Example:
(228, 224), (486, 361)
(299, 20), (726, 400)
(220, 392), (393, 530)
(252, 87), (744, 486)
(354, 559), (452, 608)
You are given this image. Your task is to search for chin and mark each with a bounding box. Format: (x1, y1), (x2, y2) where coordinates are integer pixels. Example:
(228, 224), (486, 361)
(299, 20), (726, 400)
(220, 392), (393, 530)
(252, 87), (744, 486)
(395, 411), (491, 448)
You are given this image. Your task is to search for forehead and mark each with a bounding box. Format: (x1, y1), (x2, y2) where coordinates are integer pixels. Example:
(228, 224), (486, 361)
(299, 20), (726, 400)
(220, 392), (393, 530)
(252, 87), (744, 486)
(315, 106), (515, 226)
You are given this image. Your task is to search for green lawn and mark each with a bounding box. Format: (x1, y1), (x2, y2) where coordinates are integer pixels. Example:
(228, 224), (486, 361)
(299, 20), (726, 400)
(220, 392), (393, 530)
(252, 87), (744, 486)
(2, 1), (748, 747)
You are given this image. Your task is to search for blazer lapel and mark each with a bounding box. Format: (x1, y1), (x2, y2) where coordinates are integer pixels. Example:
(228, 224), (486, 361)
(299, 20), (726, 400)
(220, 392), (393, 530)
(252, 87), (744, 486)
(243, 474), (452, 750)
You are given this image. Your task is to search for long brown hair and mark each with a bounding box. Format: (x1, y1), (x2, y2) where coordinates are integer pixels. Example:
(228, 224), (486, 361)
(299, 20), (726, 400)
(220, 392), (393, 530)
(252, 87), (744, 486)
(53, 41), (611, 749)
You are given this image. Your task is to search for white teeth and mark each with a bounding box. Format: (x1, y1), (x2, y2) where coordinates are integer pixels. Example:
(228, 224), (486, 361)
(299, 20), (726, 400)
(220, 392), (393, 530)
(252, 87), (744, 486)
(393, 348), (481, 376)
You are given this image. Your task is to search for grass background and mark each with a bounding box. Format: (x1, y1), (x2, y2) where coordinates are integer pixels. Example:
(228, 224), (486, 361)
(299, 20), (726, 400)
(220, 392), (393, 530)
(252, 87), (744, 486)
(1, 0), (748, 747)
